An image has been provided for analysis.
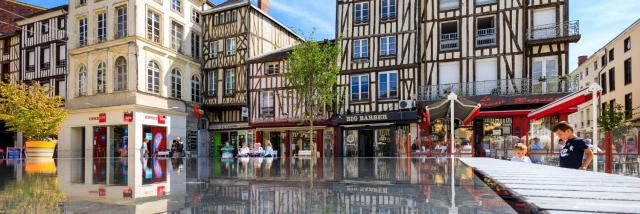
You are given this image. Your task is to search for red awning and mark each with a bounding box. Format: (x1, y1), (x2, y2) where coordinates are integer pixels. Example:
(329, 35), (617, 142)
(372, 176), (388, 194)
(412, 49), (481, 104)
(477, 110), (532, 117)
(527, 87), (595, 120)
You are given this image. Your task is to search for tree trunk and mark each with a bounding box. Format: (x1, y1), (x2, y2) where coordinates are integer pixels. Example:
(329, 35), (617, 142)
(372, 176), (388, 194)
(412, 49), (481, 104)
(605, 131), (613, 173)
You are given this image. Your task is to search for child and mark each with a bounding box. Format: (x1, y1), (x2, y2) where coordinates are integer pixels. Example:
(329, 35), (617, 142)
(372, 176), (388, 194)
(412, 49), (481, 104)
(511, 143), (531, 163)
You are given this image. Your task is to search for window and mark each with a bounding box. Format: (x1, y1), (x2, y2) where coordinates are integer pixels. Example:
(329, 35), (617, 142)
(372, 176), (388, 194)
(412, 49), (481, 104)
(531, 56), (558, 93)
(147, 11), (161, 43)
(41, 21), (49, 34)
(625, 93), (633, 119)
(601, 73), (607, 94)
(97, 12), (107, 42)
(609, 49), (615, 62)
(585, 67), (589, 77)
(27, 50), (35, 71)
(79, 0), (86, 5)
(353, 39), (368, 59)
(594, 61), (598, 70)
(171, 68), (182, 98)
(96, 62), (106, 93)
(224, 69), (235, 95)
(609, 68), (615, 92)
(601, 54), (607, 67)
(625, 37), (631, 52)
(602, 102), (607, 116)
(440, 21), (459, 51)
(260, 91), (275, 118)
(147, 61), (160, 94)
(191, 75), (201, 102)
(610, 100), (616, 112)
(354, 2), (369, 24)
(171, 22), (183, 52)
(476, 17), (496, 47)
(225, 38), (236, 55)
(56, 44), (66, 67)
(624, 58), (632, 85)
(440, 0), (459, 10)
(476, 0), (496, 5)
(41, 47), (50, 69)
(79, 17), (87, 46)
(381, 0), (396, 20)
(78, 66), (87, 96)
(171, 0), (182, 12)
(266, 63), (280, 75)
(378, 71), (398, 99)
(351, 74), (369, 101)
(114, 57), (127, 91)
(214, 11), (237, 25)
(27, 24), (33, 37)
(209, 41), (219, 58)
(380, 36), (396, 57)
(191, 33), (200, 59)
(208, 71), (216, 95)
(192, 10), (200, 23)
(2, 39), (9, 55)
(115, 6), (127, 39)
(58, 17), (66, 30)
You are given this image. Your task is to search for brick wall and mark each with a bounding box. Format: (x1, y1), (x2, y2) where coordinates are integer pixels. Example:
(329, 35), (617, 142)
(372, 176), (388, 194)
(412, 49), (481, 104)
(0, 0), (45, 34)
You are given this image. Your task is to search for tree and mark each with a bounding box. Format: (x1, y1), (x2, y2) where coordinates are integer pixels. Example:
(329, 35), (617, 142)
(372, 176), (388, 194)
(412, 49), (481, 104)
(597, 103), (638, 173)
(0, 82), (67, 140)
(287, 39), (341, 157)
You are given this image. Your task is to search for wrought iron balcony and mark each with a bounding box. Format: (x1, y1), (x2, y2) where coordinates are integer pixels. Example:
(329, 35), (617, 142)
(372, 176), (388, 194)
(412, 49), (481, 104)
(527, 20), (581, 44)
(476, 28), (496, 47)
(440, 33), (459, 51)
(417, 77), (579, 101)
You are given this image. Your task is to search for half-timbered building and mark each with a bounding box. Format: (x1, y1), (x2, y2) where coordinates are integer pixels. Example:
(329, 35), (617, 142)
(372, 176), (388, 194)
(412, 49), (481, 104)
(247, 47), (335, 157)
(202, 0), (301, 153)
(335, 0), (421, 157)
(16, 5), (68, 98)
(58, 0), (212, 158)
(417, 0), (580, 156)
(0, 0), (45, 155)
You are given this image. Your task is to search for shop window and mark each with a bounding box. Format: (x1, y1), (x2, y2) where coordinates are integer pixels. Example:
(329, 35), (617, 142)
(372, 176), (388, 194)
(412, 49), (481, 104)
(344, 130), (359, 157)
(109, 126), (128, 186)
(93, 126), (108, 184)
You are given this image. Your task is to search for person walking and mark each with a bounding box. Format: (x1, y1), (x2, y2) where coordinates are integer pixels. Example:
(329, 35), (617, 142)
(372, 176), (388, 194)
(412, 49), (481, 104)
(553, 122), (594, 170)
(141, 138), (150, 158)
(175, 137), (184, 157)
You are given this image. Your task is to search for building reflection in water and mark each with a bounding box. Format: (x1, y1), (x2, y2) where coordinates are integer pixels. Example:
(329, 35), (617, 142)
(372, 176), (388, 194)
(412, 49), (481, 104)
(0, 158), (515, 213)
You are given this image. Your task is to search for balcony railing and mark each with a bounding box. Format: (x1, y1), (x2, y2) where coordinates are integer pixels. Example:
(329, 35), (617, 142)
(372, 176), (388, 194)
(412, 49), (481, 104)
(417, 77), (578, 101)
(476, 28), (496, 47)
(440, 33), (459, 51)
(527, 20), (580, 42)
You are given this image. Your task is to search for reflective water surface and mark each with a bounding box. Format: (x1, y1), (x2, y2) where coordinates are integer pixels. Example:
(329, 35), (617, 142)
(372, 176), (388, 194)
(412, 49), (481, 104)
(0, 158), (516, 213)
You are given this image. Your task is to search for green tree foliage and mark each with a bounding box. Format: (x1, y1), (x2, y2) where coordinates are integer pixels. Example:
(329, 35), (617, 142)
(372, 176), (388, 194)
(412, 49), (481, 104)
(0, 82), (67, 140)
(598, 104), (625, 132)
(0, 174), (66, 213)
(287, 39), (341, 155)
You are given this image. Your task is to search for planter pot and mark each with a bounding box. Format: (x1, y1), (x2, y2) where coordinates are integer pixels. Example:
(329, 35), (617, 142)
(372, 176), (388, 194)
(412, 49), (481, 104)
(24, 140), (57, 158)
(25, 158), (57, 174)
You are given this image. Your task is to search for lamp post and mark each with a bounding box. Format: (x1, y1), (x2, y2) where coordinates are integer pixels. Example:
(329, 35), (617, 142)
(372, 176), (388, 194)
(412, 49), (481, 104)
(588, 83), (602, 172)
(448, 93), (457, 158)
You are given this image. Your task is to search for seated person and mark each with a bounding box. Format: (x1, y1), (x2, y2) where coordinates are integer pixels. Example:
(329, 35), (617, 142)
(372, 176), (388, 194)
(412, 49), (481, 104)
(264, 141), (276, 157)
(238, 143), (250, 157)
(221, 142), (234, 158)
(250, 143), (264, 157)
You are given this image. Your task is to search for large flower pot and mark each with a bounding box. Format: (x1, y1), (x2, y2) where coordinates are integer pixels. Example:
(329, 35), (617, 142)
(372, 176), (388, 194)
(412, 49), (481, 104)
(25, 158), (57, 174)
(24, 140), (57, 158)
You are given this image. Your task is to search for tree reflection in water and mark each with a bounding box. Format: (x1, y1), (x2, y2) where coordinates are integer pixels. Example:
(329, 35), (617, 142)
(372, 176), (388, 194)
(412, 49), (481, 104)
(0, 173), (65, 213)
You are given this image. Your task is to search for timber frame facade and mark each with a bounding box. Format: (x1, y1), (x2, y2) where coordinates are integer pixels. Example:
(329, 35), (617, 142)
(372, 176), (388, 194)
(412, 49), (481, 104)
(202, 0), (301, 149)
(0, 33), (20, 84)
(336, 0), (580, 157)
(16, 5), (68, 98)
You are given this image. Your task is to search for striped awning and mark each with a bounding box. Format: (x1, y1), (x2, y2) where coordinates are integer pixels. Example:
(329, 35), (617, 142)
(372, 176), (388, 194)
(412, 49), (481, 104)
(527, 87), (594, 120)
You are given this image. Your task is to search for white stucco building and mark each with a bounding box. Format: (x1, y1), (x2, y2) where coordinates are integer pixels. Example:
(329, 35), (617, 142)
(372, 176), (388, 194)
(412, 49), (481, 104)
(59, 0), (212, 163)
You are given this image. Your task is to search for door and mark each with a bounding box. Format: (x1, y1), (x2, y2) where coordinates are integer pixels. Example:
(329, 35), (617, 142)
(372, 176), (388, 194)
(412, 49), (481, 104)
(532, 56), (558, 93)
(439, 62), (460, 96)
(358, 130), (374, 157)
(475, 58), (498, 95)
(533, 8), (556, 39)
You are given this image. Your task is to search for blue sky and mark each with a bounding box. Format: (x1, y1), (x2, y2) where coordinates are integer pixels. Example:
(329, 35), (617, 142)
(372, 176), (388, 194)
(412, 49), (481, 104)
(21, 0), (640, 71)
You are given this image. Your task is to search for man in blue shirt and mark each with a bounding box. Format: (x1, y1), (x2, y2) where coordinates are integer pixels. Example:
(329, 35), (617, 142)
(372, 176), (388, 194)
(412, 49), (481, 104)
(553, 122), (594, 170)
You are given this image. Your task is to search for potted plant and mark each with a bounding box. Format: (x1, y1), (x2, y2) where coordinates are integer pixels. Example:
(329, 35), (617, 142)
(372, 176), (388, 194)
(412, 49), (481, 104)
(0, 82), (67, 158)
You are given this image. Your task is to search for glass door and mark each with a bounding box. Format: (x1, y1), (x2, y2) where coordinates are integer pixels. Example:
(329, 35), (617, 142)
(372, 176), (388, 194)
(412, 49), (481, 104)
(532, 56), (558, 93)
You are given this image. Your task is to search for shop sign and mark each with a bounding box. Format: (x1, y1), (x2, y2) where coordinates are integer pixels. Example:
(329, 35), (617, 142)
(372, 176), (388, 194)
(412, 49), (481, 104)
(6, 147), (21, 159)
(470, 95), (563, 108)
(158, 115), (166, 124)
(210, 123), (249, 130)
(89, 113), (107, 123)
(157, 186), (165, 196)
(346, 135), (355, 143)
(123, 112), (133, 123)
(345, 114), (388, 122)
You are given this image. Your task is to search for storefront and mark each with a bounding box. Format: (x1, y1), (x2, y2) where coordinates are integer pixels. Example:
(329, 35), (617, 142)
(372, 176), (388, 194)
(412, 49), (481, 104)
(59, 107), (187, 159)
(210, 123), (252, 158)
(252, 126), (334, 157)
(334, 112), (418, 157)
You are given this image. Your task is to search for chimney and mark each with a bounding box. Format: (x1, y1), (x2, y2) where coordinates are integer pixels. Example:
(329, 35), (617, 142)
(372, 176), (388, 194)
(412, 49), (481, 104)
(258, 0), (269, 14)
(578, 55), (588, 66)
